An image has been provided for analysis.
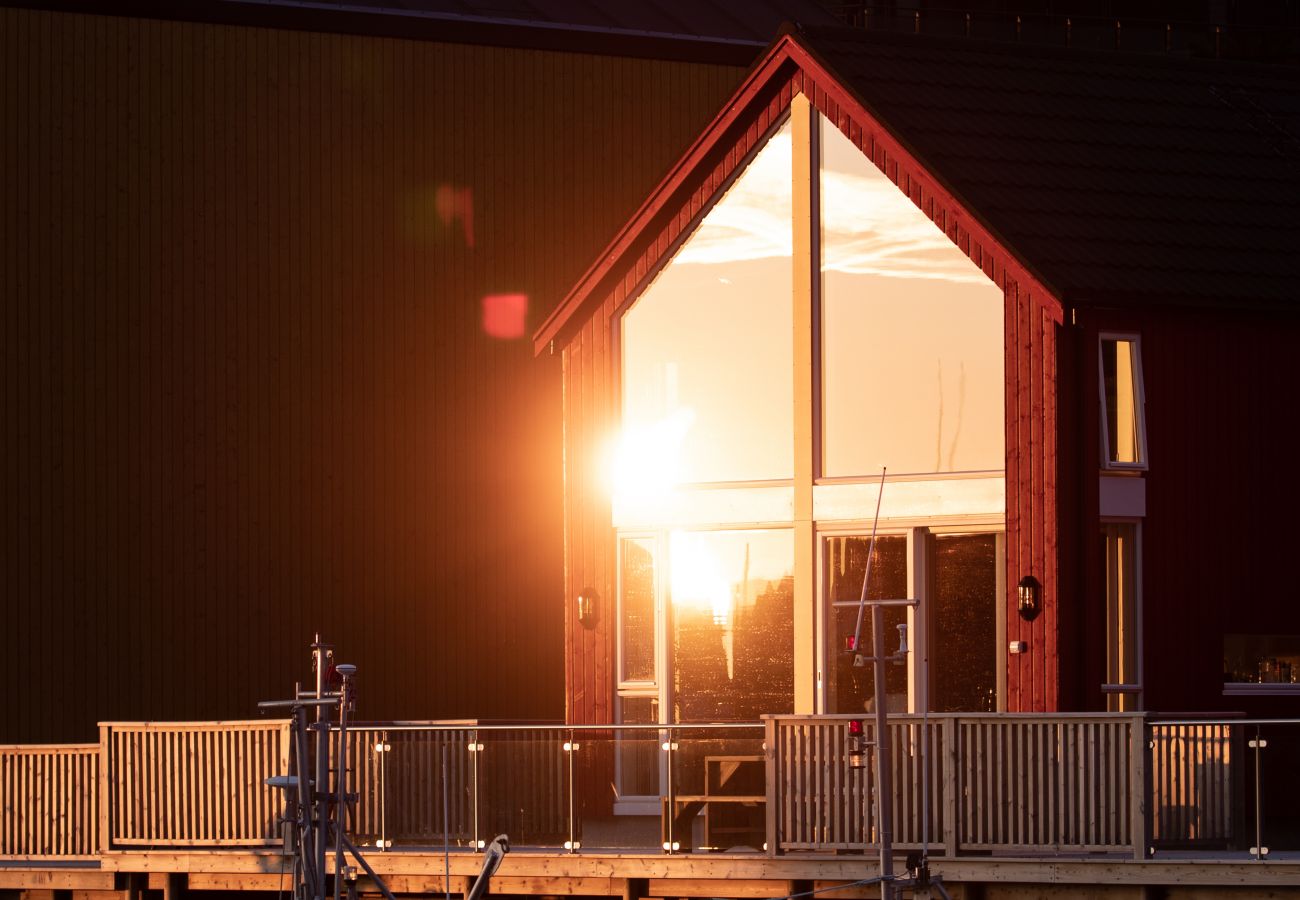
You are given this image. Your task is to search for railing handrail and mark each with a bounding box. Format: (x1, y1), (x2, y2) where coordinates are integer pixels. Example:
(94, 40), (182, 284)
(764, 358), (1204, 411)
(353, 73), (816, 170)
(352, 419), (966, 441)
(343, 721), (765, 733)
(1150, 717), (1300, 726)
(763, 711), (1146, 721)
(0, 743), (99, 752)
(98, 719), (290, 728)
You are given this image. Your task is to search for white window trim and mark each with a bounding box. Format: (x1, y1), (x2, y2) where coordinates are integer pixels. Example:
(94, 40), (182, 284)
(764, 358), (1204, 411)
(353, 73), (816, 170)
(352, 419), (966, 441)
(1098, 333), (1149, 471)
(814, 523), (1006, 715)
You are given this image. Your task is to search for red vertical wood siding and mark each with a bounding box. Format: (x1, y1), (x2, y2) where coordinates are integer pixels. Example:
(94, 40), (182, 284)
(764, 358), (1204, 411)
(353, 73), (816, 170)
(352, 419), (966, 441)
(1002, 282), (1061, 712)
(0, 7), (745, 742)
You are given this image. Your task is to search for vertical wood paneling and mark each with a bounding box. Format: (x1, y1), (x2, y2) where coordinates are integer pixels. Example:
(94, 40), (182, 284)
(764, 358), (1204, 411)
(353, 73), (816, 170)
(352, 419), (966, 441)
(0, 7), (746, 743)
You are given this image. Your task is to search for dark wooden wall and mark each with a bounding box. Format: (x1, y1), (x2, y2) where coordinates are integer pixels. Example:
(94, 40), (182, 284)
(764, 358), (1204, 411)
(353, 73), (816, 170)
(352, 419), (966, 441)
(1065, 303), (1300, 715)
(557, 49), (1066, 722)
(0, 6), (745, 742)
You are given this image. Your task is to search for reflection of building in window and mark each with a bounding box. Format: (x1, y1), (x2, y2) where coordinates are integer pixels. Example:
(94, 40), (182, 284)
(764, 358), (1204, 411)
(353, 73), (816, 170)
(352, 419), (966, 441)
(1224, 634), (1300, 685)
(825, 535), (908, 714)
(671, 530), (794, 723)
(931, 534), (999, 713)
(820, 116), (1005, 478)
(1100, 337), (1146, 468)
(1102, 522), (1141, 711)
(619, 120), (793, 487)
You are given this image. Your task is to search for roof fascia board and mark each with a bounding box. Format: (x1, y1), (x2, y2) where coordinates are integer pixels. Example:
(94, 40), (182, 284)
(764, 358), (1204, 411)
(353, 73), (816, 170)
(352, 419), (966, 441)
(533, 35), (803, 353)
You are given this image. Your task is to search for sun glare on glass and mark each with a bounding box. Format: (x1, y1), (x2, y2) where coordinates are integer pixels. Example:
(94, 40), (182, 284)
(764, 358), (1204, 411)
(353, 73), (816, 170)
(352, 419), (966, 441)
(670, 531), (733, 626)
(607, 409), (694, 504)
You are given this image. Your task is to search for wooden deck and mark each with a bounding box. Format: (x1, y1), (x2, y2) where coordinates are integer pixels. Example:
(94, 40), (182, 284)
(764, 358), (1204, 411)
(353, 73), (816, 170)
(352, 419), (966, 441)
(2, 714), (1295, 896)
(5, 849), (1300, 896)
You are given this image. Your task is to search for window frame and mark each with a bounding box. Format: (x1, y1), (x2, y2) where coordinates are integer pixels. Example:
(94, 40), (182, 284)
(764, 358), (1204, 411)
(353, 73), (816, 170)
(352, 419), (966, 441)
(1098, 333), (1149, 471)
(1099, 518), (1144, 711)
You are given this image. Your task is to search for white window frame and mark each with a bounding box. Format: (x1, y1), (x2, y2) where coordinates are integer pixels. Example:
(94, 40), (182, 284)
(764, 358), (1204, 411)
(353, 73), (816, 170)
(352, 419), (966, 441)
(815, 522), (1005, 715)
(1098, 333), (1149, 471)
(614, 533), (666, 811)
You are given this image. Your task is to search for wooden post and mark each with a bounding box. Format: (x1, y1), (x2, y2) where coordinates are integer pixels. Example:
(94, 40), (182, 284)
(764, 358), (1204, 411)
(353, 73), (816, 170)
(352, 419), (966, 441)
(764, 716), (779, 857)
(98, 724), (112, 854)
(163, 873), (187, 900)
(941, 716), (957, 855)
(1129, 713), (1150, 860)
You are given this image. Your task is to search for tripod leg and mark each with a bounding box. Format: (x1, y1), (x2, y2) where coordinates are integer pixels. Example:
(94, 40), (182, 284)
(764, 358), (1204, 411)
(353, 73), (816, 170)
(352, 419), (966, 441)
(339, 835), (398, 900)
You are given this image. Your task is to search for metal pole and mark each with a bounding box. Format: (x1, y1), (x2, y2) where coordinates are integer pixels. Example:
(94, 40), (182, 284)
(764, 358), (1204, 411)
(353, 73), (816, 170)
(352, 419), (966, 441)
(1253, 725), (1264, 860)
(334, 666), (356, 900)
(313, 639), (331, 900)
(871, 604), (895, 900)
(851, 468), (887, 661)
(665, 728), (676, 853)
(567, 729), (577, 853)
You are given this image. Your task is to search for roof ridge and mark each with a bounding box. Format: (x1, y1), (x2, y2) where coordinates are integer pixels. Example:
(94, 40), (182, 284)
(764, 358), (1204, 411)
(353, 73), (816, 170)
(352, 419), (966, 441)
(789, 21), (1300, 80)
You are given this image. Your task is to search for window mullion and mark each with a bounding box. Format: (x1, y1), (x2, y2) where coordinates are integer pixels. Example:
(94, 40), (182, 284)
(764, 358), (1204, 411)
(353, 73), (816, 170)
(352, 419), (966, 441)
(791, 92), (818, 715)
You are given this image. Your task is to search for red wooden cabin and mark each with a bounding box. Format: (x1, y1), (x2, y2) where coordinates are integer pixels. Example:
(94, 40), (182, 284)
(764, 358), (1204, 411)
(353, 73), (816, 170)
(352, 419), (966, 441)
(536, 24), (1300, 736)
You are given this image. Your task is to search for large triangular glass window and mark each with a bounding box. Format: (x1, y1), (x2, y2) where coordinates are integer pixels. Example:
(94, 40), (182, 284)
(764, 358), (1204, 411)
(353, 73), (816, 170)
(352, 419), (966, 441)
(618, 119), (794, 489)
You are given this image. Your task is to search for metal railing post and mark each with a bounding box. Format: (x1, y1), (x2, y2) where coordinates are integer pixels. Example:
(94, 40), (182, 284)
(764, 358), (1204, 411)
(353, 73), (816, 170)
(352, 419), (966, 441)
(470, 729), (482, 851)
(1249, 725), (1267, 860)
(664, 727), (677, 853)
(565, 728), (578, 853)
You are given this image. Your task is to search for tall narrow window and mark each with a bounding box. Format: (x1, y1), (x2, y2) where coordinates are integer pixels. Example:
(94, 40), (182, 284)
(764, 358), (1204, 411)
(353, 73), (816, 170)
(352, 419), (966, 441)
(1102, 522), (1141, 711)
(1100, 337), (1147, 468)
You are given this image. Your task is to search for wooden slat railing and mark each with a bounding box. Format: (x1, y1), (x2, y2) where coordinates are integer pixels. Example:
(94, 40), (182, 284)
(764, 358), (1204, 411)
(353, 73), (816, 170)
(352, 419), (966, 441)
(768, 713), (1146, 856)
(0, 744), (99, 857)
(766, 716), (946, 852)
(956, 714), (1138, 851)
(102, 720), (290, 847)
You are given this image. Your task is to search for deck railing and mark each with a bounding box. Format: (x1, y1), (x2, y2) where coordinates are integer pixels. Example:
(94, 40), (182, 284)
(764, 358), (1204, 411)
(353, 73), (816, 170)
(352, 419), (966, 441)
(0, 714), (1285, 859)
(766, 713), (1145, 855)
(101, 720), (291, 848)
(0, 743), (99, 857)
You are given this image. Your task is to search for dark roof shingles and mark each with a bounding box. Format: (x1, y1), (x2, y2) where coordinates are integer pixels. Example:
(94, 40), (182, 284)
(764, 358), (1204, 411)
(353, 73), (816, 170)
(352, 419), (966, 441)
(802, 28), (1300, 305)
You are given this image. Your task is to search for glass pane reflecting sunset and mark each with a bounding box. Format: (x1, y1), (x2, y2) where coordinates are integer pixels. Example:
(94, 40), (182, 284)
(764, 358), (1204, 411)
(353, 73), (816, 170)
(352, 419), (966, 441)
(670, 529), (794, 722)
(620, 120), (793, 487)
(820, 116), (1004, 478)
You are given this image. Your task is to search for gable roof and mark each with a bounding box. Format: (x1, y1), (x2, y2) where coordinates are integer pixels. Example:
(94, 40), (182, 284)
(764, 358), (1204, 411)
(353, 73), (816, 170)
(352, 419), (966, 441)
(536, 25), (1300, 351)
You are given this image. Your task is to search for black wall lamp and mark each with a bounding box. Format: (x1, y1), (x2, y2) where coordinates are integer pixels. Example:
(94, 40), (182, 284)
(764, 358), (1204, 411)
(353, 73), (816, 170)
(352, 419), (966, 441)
(576, 588), (599, 629)
(1017, 575), (1042, 622)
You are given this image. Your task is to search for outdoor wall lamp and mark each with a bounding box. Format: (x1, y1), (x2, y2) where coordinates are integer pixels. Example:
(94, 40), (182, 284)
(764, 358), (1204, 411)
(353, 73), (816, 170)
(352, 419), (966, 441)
(1017, 575), (1042, 622)
(576, 588), (599, 629)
